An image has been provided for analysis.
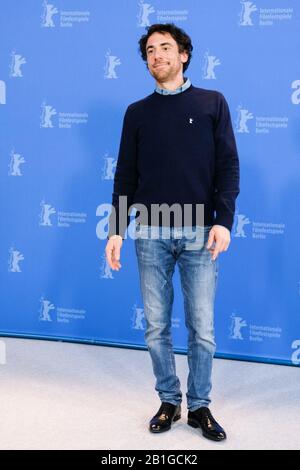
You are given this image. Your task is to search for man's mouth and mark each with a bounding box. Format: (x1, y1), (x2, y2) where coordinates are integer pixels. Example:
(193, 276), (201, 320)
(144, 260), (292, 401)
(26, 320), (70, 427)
(154, 63), (168, 68)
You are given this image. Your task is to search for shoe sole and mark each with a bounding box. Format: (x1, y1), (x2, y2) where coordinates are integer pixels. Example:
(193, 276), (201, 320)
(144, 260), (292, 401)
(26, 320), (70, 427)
(149, 413), (181, 433)
(187, 418), (227, 442)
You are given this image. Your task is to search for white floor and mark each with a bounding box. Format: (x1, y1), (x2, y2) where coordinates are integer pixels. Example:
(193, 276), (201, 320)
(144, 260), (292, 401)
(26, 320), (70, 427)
(0, 336), (299, 450)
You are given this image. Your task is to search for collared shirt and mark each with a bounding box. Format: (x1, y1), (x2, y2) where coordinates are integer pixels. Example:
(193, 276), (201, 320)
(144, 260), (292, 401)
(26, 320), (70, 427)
(155, 76), (191, 95)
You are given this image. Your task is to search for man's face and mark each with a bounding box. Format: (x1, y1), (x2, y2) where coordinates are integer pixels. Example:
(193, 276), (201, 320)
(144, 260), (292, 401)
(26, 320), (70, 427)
(145, 32), (188, 82)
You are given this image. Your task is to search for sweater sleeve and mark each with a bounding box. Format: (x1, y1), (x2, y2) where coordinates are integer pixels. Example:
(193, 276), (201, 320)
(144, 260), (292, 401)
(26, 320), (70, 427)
(107, 105), (139, 239)
(213, 93), (240, 232)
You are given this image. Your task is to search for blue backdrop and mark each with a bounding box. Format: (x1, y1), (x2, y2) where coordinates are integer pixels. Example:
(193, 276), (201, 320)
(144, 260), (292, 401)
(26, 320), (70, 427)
(0, 0), (299, 366)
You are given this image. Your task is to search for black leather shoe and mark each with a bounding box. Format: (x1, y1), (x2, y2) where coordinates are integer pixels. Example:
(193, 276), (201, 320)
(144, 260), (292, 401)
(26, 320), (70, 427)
(149, 402), (181, 433)
(187, 407), (227, 442)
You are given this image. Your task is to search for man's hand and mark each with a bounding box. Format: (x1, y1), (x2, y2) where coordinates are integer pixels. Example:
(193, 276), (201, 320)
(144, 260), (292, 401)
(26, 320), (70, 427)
(105, 235), (123, 271)
(206, 225), (231, 261)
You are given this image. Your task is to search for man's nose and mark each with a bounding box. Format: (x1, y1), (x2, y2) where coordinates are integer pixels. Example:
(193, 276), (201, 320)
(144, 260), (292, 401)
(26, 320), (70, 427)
(153, 50), (163, 61)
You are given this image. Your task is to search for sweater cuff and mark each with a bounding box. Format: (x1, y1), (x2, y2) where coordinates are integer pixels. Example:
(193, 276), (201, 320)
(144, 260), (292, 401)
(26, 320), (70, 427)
(107, 234), (124, 240)
(213, 213), (234, 232)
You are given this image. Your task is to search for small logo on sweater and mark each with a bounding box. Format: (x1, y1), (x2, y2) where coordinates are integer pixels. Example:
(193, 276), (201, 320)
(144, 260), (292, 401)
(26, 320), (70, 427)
(189, 118), (194, 124)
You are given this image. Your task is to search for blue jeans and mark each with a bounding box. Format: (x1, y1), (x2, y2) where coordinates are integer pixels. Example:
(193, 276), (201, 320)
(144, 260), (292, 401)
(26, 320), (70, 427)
(134, 224), (218, 411)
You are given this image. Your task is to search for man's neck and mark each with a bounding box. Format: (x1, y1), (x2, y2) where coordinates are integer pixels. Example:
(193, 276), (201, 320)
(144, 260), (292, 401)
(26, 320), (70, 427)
(155, 75), (185, 91)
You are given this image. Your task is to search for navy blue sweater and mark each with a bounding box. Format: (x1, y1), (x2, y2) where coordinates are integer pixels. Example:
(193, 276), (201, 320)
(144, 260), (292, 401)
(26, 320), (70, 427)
(108, 83), (240, 239)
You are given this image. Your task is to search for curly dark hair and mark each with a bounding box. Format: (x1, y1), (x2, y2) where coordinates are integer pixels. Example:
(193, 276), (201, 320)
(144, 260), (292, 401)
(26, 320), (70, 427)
(138, 23), (193, 73)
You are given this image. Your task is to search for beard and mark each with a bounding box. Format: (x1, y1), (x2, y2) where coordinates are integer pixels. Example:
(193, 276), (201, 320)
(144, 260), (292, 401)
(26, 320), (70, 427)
(151, 62), (172, 81)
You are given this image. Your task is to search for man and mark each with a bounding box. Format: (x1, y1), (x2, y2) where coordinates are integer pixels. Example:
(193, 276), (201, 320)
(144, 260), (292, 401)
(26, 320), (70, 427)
(105, 23), (240, 442)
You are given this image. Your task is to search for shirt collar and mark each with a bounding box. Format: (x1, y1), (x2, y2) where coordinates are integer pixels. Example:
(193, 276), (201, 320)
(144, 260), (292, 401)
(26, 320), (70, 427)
(155, 76), (191, 95)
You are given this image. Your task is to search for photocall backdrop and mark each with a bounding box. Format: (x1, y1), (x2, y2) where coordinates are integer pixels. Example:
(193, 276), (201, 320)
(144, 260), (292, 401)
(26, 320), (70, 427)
(0, 0), (299, 366)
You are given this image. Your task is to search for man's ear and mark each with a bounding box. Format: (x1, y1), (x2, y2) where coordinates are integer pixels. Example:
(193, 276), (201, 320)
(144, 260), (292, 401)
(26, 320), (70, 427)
(181, 51), (189, 64)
